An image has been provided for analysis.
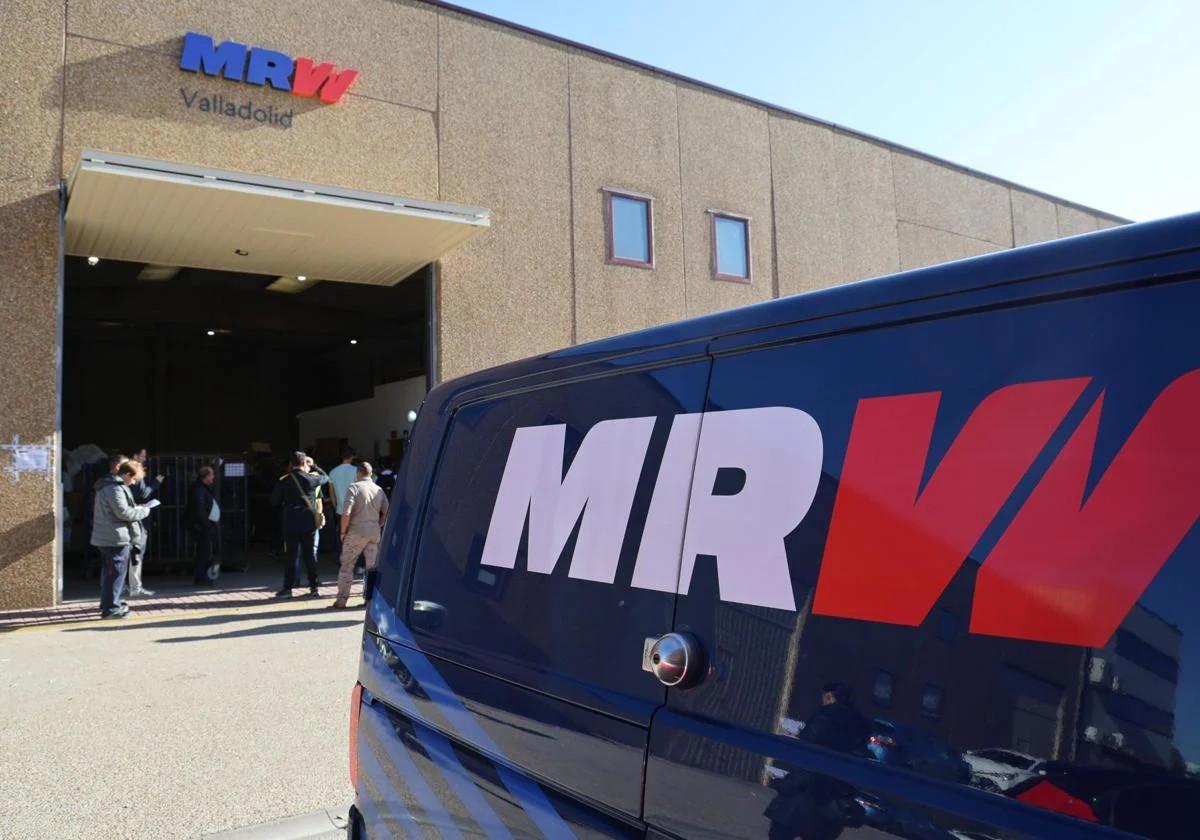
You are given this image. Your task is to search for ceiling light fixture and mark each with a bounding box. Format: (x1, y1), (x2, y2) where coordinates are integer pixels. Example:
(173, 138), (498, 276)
(87, 256), (100, 266)
(297, 275), (307, 282)
(206, 330), (216, 337)
(349, 339), (358, 345)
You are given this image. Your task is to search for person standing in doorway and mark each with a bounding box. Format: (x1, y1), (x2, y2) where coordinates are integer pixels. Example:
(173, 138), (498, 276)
(329, 461), (389, 609)
(328, 447), (358, 557)
(270, 451), (329, 598)
(126, 447), (164, 597)
(375, 456), (397, 499)
(304, 455), (325, 569)
(187, 466), (220, 586)
(92, 460), (152, 619)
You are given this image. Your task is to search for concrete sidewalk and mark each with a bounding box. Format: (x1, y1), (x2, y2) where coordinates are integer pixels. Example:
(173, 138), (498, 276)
(1, 599), (361, 838)
(0, 556), (363, 631)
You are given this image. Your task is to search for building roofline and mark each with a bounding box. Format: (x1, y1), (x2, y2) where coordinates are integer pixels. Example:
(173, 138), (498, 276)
(421, 0), (1129, 224)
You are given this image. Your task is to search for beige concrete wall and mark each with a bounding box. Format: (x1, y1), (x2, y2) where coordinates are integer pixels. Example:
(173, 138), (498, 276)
(568, 53), (686, 343)
(66, 0), (438, 113)
(676, 85), (775, 317)
(892, 152), (1013, 271)
(60, 0), (438, 196)
(435, 13), (574, 381)
(770, 118), (899, 295)
(0, 0), (1127, 609)
(0, 0), (66, 609)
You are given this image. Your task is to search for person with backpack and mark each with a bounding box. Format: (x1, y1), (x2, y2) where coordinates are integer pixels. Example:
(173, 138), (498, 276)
(269, 451), (329, 598)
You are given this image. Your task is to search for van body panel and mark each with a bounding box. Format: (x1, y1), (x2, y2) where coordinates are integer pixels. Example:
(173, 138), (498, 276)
(357, 215), (1200, 840)
(649, 273), (1200, 839)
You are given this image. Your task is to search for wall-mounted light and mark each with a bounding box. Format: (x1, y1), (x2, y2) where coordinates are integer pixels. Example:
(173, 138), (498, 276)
(297, 275), (307, 282)
(406, 409), (418, 423)
(87, 256), (100, 266)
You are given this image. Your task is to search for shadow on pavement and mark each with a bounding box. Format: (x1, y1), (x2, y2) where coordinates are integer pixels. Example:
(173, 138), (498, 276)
(156, 619), (362, 643)
(64, 604), (364, 632)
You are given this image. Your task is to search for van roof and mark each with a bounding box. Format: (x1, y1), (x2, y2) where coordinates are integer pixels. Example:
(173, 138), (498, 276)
(439, 212), (1200, 400)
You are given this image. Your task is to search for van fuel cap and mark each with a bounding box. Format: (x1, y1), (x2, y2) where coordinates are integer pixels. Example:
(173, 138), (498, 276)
(643, 633), (705, 688)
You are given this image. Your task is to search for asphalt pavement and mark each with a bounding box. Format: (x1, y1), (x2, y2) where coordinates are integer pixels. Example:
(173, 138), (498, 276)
(1, 599), (363, 838)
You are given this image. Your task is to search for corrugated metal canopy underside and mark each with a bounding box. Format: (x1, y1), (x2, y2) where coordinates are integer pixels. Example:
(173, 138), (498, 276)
(65, 151), (490, 286)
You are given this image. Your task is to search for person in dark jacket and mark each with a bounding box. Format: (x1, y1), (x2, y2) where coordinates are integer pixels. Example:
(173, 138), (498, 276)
(92, 460), (152, 619)
(764, 683), (871, 840)
(269, 451), (329, 598)
(186, 466), (220, 585)
(803, 682), (872, 755)
(126, 447), (164, 597)
(375, 456), (397, 499)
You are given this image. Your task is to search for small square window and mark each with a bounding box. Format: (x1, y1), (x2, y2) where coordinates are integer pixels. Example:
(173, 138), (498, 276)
(604, 189), (654, 268)
(921, 684), (944, 720)
(872, 670), (894, 706)
(710, 211), (751, 282)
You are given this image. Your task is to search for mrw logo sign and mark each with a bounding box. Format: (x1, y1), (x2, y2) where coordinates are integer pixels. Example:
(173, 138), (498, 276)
(480, 369), (1200, 649)
(180, 32), (359, 104)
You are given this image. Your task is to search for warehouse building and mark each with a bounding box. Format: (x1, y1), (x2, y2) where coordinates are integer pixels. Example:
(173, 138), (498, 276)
(0, 0), (1124, 609)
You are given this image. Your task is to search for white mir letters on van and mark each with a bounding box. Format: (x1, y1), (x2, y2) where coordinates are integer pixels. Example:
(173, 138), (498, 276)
(481, 409), (824, 610)
(480, 417), (656, 581)
(634, 408), (822, 610)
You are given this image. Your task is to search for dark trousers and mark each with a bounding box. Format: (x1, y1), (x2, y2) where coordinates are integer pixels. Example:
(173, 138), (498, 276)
(193, 522), (216, 583)
(98, 544), (131, 613)
(283, 529), (320, 591)
(363, 568), (376, 603)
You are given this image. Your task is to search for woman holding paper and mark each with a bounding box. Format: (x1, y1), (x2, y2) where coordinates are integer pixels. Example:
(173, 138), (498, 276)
(91, 459), (153, 619)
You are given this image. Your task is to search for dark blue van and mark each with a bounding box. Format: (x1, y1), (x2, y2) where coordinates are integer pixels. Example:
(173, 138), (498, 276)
(348, 214), (1200, 839)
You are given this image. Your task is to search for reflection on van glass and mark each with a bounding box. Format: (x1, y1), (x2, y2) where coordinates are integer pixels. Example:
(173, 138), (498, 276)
(753, 552), (1200, 838)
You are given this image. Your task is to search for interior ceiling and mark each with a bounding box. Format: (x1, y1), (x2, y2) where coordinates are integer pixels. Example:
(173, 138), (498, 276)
(65, 151), (490, 286)
(65, 256), (427, 353)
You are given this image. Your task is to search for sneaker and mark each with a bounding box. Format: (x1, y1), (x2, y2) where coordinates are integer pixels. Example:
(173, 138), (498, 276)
(309, 586), (321, 597)
(129, 588), (156, 598)
(274, 589), (294, 599)
(326, 601), (348, 610)
(101, 609), (127, 619)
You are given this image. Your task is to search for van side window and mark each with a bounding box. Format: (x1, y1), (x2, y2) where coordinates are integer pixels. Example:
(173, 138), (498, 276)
(405, 360), (711, 723)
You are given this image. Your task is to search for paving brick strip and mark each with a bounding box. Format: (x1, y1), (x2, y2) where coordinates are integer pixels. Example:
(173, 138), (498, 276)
(0, 580), (364, 631)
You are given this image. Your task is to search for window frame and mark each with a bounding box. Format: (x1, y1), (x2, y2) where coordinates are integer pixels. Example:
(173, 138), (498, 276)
(872, 669), (895, 707)
(920, 683), (945, 720)
(708, 209), (753, 283)
(603, 187), (656, 270)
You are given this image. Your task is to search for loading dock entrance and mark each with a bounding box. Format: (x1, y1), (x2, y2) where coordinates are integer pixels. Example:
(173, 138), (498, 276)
(59, 152), (489, 583)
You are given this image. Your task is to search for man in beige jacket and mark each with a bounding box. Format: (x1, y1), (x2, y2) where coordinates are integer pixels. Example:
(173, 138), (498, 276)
(329, 461), (389, 609)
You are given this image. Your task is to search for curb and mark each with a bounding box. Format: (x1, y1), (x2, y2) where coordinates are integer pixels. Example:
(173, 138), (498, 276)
(203, 804), (350, 839)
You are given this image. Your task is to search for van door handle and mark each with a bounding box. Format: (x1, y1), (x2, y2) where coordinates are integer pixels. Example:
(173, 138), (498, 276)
(643, 632), (705, 688)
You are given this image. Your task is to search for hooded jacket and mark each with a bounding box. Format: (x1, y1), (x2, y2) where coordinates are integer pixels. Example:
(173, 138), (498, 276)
(90, 474), (150, 548)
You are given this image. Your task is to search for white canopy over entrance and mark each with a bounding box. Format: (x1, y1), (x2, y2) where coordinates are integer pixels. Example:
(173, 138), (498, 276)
(65, 151), (490, 285)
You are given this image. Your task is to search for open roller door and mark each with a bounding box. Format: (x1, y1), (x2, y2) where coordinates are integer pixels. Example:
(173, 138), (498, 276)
(59, 152), (490, 584)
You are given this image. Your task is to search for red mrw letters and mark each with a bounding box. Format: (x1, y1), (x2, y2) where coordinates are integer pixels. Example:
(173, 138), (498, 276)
(813, 378), (1087, 627)
(972, 370), (1200, 646)
(291, 58), (360, 104)
(815, 370), (1200, 648)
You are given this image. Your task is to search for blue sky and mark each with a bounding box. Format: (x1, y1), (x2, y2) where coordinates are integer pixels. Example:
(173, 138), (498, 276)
(446, 1), (1198, 222)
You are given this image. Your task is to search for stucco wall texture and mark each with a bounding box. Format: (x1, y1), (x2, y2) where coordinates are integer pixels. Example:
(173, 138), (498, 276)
(0, 0), (1124, 608)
